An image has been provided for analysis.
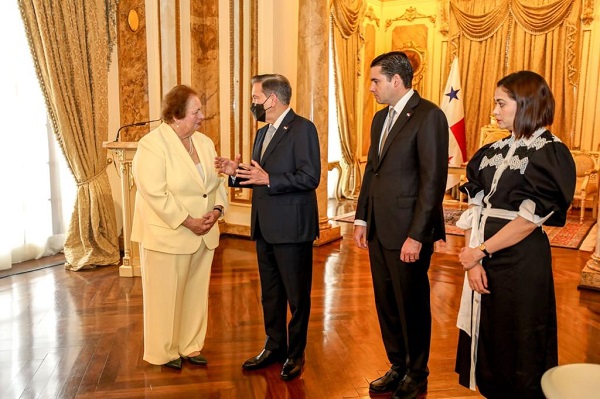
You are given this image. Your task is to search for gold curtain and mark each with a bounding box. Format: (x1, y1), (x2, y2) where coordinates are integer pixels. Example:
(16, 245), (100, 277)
(449, 0), (581, 158)
(331, 0), (366, 199)
(19, 0), (120, 270)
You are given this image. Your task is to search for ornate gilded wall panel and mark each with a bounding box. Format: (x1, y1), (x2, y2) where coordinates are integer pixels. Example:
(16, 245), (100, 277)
(391, 25), (428, 95)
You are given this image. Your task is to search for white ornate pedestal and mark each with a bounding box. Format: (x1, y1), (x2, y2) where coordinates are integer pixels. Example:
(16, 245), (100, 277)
(580, 257), (600, 290)
(580, 192), (600, 291)
(103, 141), (140, 277)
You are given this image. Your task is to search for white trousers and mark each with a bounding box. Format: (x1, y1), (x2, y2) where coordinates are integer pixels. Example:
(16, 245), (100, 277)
(140, 242), (213, 364)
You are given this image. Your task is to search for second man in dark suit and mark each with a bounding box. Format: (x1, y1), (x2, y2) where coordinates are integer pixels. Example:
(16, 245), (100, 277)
(215, 74), (320, 381)
(353, 52), (449, 399)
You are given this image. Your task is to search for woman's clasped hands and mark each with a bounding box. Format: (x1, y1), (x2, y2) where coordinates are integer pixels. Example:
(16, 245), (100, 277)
(182, 211), (220, 236)
(459, 246), (490, 294)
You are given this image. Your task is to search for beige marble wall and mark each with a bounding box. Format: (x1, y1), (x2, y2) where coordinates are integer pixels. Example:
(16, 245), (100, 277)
(190, 2), (221, 150)
(117, 0), (150, 141)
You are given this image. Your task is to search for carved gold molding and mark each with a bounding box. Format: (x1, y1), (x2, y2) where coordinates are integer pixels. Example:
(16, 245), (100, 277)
(439, 0), (449, 36)
(449, 33), (460, 60)
(386, 7), (436, 30)
(399, 41), (427, 93)
(364, 6), (380, 27)
(566, 22), (578, 87)
(581, 0), (595, 26)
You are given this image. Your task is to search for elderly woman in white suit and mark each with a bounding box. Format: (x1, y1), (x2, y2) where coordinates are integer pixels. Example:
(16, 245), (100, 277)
(131, 85), (227, 369)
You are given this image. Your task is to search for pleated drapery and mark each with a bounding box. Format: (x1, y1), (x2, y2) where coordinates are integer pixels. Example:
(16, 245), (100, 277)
(331, 0), (366, 199)
(19, 0), (120, 270)
(449, 0), (581, 158)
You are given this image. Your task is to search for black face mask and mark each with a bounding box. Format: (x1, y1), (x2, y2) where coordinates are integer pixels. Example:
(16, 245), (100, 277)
(250, 95), (272, 122)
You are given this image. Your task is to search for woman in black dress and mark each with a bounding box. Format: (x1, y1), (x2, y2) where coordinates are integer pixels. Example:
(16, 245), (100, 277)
(455, 71), (576, 398)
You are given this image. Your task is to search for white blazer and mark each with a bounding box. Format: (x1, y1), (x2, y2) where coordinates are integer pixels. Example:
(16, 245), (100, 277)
(131, 122), (227, 254)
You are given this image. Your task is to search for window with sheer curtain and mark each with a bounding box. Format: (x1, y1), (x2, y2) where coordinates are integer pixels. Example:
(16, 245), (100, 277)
(0, 2), (75, 270)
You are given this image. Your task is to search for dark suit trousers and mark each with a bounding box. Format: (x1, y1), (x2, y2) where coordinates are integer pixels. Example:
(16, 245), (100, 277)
(255, 228), (313, 360)
(368, 228), (432, 380)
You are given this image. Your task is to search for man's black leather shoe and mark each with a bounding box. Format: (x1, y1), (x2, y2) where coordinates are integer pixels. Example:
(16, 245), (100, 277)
(391, 375), (428, 399)
(280, 356), (305, 381)
(369, 366), (405, 394)
(163, 357), (182, 370)
(242, 349), (284, 370)
(183, 353), (208, 365)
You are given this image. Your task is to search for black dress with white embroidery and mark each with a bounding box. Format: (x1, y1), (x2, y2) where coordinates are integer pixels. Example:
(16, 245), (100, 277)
(455, 129), (575, 399)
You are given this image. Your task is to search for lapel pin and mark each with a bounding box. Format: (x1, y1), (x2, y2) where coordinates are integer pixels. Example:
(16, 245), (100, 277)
(407, 112), (411, 117)
(283, 126), (289, 130)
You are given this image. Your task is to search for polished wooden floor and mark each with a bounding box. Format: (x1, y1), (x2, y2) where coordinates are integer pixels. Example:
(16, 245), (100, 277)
(2, 201), (600, 398)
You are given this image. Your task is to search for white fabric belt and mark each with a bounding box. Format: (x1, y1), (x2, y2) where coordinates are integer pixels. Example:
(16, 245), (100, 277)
(481, 208), (518, 220)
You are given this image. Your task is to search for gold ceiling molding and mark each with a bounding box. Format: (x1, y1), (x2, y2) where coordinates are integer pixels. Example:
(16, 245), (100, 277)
(385, 7), (436, 30)
(581, 0), (594, 25)
(364, 6), (380, 27)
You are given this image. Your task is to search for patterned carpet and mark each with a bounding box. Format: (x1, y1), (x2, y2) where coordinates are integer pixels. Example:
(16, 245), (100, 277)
(333, 207), (596, 250)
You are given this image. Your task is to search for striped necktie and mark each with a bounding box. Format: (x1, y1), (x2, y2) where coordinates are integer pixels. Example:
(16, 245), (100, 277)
(379, 108), (396, 154)
(260, 125), (277, 160)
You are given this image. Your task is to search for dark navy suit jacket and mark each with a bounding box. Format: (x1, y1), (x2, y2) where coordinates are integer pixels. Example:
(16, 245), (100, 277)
(231, 108), (320, 244)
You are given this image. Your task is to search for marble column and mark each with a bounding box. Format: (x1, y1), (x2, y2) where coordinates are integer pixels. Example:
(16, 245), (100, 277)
(580, 201), (600, 290)
(296, 0), (341, 246)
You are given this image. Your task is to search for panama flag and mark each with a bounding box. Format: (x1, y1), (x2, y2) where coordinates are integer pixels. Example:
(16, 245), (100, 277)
(441, 57), (467, 191)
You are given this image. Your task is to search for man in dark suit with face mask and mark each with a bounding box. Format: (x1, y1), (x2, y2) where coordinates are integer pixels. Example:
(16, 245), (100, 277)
(354, 52), (448, 399)
(215, 74), (320, 381)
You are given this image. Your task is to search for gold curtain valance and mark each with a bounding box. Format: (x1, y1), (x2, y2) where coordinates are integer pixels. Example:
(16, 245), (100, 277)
(451, 0), (575, 40)
(512, 0), (574, 34)
(331, 0), (365, 38)
(450, 1), (510, 40)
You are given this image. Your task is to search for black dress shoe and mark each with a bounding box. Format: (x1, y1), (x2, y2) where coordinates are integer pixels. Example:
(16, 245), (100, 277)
(391, 375), (427, 399)
(183, 353), (208, 365)
(280, 356), (305, 381)
(369, 366), (405, 394)
(163, 357), (182, 370)
(242, 349), (284, 370)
